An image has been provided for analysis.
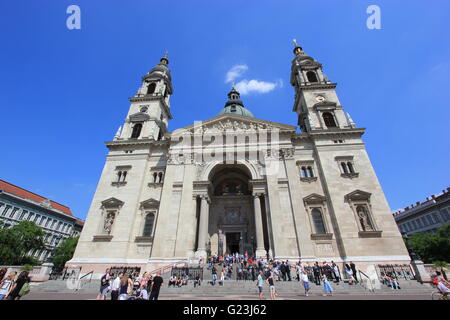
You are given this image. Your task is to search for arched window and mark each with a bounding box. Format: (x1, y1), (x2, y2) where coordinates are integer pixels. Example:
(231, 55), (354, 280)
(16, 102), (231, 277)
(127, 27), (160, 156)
(158, 172), (163, 183)
(306, 71), (318, 83)
(341, 162), (348, 174)
(122, 171), (127, 182)
(311, 208), (326, 234)
(147, 83), (156, 94)
(131, 123), (142, 138)
(153, 172), (158, 183)
(157, 131), (163, 141)
(142, 213), (155, 237)
(307, 166), (314, 178)
(347, 162), (355, 174)
(322, 112), (337, 127)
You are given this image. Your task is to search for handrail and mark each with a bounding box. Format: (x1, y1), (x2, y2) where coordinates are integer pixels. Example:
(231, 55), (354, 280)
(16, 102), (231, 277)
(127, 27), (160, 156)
(148, 259), (194, 276)
(358, 270), (375, 292)
(76, 270), (94, 291)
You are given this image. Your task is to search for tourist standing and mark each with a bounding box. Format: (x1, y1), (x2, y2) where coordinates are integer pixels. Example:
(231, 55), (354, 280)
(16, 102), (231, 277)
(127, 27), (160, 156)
(118, 274), (133, 300)
(111, 272), (123, 300)
(286, 260), (292, 281)
(0, 271), (16, 300)
(350, 261), (358, 283)
(266, 272), (277, 300)
(7, 271), (30, 300)
(257, 271), (265, 300)
(219, 269), (225, 286)
(322, 274), (333, 296)
(332, 262), (340, 284)
(301, 271), (310, 297)
(345, 264), (355, 284)
(97, 268), (111, 300)
(211, 265), (217, 285)
(149, 272), (163, 300)
(313, 262), (321, 285)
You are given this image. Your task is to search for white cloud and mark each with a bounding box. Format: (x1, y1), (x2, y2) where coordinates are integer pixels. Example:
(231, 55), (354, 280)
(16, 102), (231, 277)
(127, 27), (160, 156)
(225, 64), (248, 83)
(235, 78), (283, 95)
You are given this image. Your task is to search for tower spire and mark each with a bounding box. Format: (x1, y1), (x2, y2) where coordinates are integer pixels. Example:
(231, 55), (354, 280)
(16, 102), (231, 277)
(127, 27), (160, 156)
(292, 38), (303, 55)
(160, 51), (169, 65)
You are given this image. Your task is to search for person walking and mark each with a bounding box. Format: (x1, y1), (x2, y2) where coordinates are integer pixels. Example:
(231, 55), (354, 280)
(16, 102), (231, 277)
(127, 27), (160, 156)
(350, 261), (358, 283)
(7, 271), (30, 300)
(111, 272), (123, 300)
(301, 271), (311, 297)
(322, 274), (333, 296)
(96, 268), (111, 300)
(149, 272), (163, 300)
(257, 271), (265, 300)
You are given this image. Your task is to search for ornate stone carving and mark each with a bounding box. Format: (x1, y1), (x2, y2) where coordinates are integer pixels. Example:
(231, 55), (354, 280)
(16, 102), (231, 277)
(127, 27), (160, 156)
(103, 211), (115, 235)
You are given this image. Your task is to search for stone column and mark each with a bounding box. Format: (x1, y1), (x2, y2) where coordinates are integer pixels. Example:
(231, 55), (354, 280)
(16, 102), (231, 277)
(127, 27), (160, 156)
(195, 195), (209, 260)
(263, 194), (273, 259)
(253, 193), (267, 258)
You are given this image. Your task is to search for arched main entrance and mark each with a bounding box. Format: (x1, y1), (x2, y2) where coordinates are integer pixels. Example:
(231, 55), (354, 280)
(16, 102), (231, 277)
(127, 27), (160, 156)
(193, 163), (269, 259)
(208, 164), (254, 256)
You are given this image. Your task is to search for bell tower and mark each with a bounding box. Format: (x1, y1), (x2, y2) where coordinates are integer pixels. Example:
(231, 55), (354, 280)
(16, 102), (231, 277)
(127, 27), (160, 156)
(290, 40), (356, 132)
(114, 52), (173, 141)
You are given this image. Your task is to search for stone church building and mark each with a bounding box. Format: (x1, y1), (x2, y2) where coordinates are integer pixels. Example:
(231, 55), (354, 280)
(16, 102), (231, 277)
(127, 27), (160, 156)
(68, 42), (410, 275)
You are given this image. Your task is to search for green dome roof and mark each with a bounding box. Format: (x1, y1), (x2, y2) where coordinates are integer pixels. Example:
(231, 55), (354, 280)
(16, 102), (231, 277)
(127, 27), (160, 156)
(219, 86), (255, 118)
(219, 105), (255, 118)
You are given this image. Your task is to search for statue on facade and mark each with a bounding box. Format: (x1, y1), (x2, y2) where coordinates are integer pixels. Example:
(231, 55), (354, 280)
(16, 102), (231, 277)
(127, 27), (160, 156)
(357, 208), (373, 231)
(222, 183), (230, 194)
(103, 211), (115, 234)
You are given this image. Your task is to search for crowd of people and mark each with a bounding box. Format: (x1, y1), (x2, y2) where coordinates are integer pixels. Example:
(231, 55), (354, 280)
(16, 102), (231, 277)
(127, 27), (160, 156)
(0, 268), (31, 300)
(96, 268), (164, 300)
(94, 253), (450, 300)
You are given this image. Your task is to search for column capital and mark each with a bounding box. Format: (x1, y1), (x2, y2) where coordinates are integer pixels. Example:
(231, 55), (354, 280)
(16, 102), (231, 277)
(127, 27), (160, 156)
(253, 192), (264, 198)
(200, 194), (211, 203)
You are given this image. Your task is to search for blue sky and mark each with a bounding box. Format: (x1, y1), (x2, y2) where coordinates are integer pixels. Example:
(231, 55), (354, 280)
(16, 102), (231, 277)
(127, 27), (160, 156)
(0, 0), (449, 220)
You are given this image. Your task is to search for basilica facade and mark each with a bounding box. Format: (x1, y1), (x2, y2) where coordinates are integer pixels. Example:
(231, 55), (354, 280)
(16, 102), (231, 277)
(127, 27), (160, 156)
(68, 43), (410, 276)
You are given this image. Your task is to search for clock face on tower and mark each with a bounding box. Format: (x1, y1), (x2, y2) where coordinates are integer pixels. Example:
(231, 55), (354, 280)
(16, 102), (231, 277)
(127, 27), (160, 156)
(315, 95), (325, 102)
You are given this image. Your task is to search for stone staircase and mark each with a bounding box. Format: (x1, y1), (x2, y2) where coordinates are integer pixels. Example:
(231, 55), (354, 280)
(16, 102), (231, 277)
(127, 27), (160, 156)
(30, 264), (434, 297)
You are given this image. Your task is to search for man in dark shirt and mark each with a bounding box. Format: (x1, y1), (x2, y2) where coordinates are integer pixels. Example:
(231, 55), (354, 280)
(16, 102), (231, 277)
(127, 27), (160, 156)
(286, 260), (292, 281)
(149, 272), (163, 300)
(313, 262), (321, 285)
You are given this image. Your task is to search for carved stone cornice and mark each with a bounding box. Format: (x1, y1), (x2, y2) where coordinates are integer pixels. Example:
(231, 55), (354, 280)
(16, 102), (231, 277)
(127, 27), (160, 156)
(299, 83), (337, 90)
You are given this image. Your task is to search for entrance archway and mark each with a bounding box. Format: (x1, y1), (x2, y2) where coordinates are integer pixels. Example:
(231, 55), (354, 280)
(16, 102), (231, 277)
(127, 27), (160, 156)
(207, 164), (256, 256)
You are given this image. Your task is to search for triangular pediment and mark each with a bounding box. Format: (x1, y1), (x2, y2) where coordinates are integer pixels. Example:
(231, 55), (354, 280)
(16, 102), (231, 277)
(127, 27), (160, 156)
(140, 198), (160, 209)
(101, 197), (124, 208)
(345, 190), (371, 201)
(172, 114), (296, 136)
(303, 193), (326, 204)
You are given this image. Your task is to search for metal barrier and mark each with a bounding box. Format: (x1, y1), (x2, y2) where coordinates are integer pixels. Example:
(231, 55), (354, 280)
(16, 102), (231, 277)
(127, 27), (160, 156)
(377, 264), (415, 280)
(109, 266), (141, 278)
(171, 267), (203, 280)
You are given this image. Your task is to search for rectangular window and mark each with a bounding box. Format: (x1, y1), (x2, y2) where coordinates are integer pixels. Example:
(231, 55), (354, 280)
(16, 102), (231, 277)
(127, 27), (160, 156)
(51, 220), (56, 229)
(34, 214), (40, 223)
(20, 210), (27, 220)
(9, 207), (19, 219)
(2, 205), (11, 216)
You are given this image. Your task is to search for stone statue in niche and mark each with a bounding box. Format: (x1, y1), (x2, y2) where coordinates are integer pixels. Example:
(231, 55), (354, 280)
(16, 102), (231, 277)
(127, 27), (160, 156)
(236, 183), (242, 195)
(103, 211), (116, 234)
(222, 183), (230, 195)
(357, 207), (373, 231)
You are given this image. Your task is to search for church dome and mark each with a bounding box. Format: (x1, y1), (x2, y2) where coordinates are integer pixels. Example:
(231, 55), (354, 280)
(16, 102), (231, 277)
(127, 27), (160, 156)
(219, 87), (255, 118)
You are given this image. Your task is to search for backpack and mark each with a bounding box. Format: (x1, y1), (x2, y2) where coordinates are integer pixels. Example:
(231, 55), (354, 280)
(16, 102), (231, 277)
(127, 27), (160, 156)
(19, 282), (30, 297)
